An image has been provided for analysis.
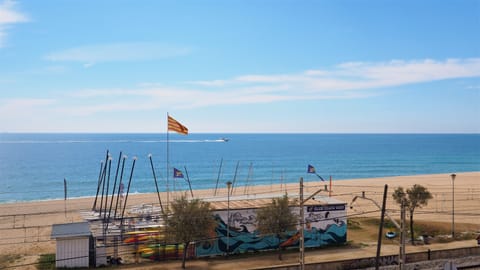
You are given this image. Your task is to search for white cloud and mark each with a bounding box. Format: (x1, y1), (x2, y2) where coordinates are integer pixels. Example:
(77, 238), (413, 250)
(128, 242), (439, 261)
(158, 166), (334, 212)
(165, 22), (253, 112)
(336, 58), (480, 85)
(0, 0), (27, 24)
(187, 80), (228, 87)
(0, 0), (29, 47)
(245, 58), (480, 91)
(5, 58), (480, 119)
(0, 98), (55, 107)
(45, 42), (191, 65)
(0, 98), (55, 128)
(58, 58), (480, 115)
(0, 98), (55, 115)
(70, 88), (140, 98)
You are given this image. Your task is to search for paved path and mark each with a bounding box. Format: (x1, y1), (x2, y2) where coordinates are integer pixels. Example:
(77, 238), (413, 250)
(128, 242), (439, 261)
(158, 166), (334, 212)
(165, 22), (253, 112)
(117, 239), (480, 269)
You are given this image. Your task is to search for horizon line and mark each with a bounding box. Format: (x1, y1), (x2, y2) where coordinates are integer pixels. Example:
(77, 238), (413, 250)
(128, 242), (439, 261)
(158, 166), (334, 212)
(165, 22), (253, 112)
(1, 131), (479, 135)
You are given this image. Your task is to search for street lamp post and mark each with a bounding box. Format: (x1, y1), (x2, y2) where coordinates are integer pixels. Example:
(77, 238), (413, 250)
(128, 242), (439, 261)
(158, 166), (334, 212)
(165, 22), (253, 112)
(226, 181), (232, 257)
(451, 173), (456, 238)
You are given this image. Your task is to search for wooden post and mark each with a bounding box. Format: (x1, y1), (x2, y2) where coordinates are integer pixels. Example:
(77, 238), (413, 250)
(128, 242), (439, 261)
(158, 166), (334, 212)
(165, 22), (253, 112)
(329, 176), (332, 197)
(375, 184), (388, 270)
(399, 199), (406, 270)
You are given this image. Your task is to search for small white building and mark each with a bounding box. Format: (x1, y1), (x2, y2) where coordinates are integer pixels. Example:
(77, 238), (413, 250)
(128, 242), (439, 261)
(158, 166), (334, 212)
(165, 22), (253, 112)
(51, 222), (92, 268)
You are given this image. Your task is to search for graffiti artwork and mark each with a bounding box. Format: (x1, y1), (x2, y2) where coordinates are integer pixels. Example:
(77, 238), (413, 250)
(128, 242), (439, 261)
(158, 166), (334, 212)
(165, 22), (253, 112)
(195, 203), (347, 257)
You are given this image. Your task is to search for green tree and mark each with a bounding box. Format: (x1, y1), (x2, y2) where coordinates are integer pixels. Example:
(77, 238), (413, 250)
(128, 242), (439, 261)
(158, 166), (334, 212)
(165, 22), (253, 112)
(166, 196), (216, 269)
(256, 195), (297, 260)
(392, 184), (432, 245)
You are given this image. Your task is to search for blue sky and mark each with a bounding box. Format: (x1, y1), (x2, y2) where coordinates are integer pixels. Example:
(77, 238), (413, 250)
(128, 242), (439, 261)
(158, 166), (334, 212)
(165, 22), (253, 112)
(0, 0), (479, 133)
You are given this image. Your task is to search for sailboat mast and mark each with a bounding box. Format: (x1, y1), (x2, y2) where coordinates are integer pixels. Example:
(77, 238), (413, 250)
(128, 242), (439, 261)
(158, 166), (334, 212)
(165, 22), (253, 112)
(149, 154), (165, 215)
(92, 150), (109, 211)
(243, 162), (253, 195)
(230, 161), (240, 196)
(113, 155), (127, 218)
(214, 158), (223, 196)
(184, 166), (194, 198)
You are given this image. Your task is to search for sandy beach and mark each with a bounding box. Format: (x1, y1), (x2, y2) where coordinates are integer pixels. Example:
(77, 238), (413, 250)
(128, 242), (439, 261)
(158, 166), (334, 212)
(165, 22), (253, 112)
(1, 172), (479, 269)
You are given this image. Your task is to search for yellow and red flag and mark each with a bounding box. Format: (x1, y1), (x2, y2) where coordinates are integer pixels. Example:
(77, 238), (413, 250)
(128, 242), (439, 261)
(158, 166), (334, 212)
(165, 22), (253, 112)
(168, 115), (188, 135)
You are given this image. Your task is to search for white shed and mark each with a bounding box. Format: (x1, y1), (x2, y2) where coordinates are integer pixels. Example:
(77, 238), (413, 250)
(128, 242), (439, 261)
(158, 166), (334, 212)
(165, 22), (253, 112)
(51, 222), (91, 268)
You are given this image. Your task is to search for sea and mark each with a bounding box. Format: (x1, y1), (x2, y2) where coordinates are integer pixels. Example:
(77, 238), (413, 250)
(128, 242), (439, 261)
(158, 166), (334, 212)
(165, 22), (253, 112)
(0, 133), (479, 203)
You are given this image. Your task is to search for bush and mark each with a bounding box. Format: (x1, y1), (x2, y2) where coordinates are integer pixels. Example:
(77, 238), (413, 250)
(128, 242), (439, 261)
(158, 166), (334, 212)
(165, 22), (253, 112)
(347, 219), (362, 230)
(37, 254), (55, 270)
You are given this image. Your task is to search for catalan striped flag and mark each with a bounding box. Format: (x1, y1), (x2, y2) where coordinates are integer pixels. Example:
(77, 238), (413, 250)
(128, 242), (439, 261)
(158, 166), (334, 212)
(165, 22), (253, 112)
(168, 115), (188, 135)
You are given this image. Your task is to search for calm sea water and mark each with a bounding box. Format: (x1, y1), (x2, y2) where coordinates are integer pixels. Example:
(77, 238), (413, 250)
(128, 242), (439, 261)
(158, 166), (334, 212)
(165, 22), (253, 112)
(0, 133), (479, 203)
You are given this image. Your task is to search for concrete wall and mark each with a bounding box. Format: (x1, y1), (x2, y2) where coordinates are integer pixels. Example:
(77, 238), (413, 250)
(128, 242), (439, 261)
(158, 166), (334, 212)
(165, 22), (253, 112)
(252, 246), (480, 270)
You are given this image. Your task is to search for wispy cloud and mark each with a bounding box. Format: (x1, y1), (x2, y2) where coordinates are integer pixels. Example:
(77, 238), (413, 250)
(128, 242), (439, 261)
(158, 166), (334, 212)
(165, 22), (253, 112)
(224, 58), (480, 92)
(466, 85), (480, 90)
(45, 42), (191, 66)
(61, 58), (480, 114)
(0, 98), (55, 118)
(4, 58), (479, 117)
(182, 59), (480, 103)
(0, 0), (29, 48)
(0, 98), (57, 131)
(0, 98), (55, 110)
(188, 80), (228, 87)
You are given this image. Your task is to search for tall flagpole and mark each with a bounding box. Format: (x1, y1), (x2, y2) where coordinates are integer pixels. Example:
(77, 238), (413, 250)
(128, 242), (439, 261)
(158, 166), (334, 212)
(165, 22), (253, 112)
(166, 113), (188, 206)
(166, 112), (170, 211)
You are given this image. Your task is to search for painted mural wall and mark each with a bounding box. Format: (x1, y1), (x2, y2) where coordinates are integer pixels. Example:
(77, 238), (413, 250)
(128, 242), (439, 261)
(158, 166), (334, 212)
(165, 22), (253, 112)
(195, 203), (347, 257)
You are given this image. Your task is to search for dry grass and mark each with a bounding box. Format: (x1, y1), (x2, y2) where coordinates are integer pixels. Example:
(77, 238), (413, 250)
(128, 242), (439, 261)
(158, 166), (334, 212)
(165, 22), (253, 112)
(347, 217), (479, 246)
(415, 220), (478, 235)
(0, 254), (22, 268)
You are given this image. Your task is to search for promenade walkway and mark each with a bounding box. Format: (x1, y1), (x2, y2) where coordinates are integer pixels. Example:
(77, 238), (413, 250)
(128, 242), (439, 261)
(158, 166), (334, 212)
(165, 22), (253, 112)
(119, 239), (480, 269)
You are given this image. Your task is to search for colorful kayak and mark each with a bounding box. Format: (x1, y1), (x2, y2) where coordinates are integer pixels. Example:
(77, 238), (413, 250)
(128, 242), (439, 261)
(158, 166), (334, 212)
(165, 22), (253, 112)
(123, 230), (165, 244)
(139, 244), (185, 260)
